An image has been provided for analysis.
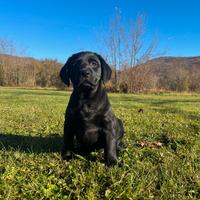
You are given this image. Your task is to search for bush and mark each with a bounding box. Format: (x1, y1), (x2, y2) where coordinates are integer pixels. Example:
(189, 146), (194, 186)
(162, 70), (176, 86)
(104, 81), (118, 92)
(119, 82), (128, 93)
(105, 81), (128, 93)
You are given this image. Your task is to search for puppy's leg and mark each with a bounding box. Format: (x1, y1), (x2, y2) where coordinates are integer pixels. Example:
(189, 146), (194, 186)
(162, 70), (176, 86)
(104, 127), (118, 166)
(116, 141), (124, 156)
(116, 118), (125, 156)
(61, 121), (75, 160)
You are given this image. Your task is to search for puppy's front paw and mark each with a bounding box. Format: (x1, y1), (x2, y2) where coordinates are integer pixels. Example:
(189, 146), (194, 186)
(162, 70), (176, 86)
(61, 150), (73, 160)
(106, 156), (118, 166)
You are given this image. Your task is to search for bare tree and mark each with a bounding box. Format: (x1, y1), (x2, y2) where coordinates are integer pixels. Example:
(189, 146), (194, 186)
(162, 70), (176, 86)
(0, 38), (16, 55)
(102, 10), (122, 86)
(98, 10), (158, 89)
(128, 15), (145, 67)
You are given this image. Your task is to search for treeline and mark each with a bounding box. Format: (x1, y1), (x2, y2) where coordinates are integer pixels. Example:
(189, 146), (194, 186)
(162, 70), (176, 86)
(0, 54), (64, 88)
(97, 12), (200, 92)
(2, 12), (199, 93)
(1, 54), (200, 93)
(118, 57), (200, 92)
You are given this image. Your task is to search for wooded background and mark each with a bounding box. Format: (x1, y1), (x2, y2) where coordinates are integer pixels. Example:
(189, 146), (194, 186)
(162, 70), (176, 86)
(1, 13), (200, 93)
(1, 53), (200, 93)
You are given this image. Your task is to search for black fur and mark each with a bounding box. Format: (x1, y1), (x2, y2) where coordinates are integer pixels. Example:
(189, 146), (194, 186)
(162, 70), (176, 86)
(60, 51), (124, 166)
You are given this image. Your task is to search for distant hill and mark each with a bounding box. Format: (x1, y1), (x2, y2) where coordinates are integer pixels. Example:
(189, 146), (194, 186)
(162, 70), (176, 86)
(151, 56), (200, 63)
(146, 56), (200, 75)
(1, 53), (200, 92)
(148, 56), (200, 70)
(120, 55), (200, 92)
(0, 53), (63, 88)
(0, 53), (37, 61)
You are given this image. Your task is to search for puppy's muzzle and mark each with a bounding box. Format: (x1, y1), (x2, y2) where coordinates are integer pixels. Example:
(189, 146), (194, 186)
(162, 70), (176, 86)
(80, 68), (91, 79)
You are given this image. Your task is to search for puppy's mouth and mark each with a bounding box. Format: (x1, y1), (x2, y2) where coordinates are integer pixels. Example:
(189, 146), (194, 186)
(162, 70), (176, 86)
(78, 79), (96, 89)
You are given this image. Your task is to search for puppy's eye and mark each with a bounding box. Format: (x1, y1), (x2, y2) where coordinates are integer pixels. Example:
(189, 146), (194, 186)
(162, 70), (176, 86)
(90, 60), (98, 67)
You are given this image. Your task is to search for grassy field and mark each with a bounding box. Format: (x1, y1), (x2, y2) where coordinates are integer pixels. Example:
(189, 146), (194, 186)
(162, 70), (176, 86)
(0, 87), (200, 199)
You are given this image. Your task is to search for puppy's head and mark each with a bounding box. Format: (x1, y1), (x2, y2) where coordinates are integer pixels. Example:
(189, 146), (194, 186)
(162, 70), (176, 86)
(60, 51), (112, 90)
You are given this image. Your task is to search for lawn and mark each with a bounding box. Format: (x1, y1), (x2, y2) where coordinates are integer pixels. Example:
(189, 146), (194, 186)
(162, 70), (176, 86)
(0, 87), (200, 199)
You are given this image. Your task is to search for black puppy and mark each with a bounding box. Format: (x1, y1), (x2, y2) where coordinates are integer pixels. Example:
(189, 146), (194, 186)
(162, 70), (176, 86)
(60, 51), (124, 166)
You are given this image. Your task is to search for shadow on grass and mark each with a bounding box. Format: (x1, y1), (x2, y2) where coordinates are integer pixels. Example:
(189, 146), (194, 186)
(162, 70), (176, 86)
(0, 133), (105, 162)
(110, 96), (200, 108)
(149, 99), (200, 106)
(0, 133), (63, 153)
(154, 107), (200, 120)
(0, 133), (107, 164)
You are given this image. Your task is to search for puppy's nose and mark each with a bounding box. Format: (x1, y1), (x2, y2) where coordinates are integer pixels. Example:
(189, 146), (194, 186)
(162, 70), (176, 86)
(81, 69), (91, 77)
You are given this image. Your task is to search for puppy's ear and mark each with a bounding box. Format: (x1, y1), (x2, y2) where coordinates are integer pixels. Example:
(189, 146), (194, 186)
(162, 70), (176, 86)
(96, 54), (112, 83)
(60, 56), (73, 86)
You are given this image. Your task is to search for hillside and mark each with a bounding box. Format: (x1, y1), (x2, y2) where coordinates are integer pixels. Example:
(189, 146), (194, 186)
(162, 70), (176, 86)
(148, 56), (200, 91)
(120, 55), (200, 92)
(148, 56), (200, 72)
(150, 56), (200, 80)
(151, 56), (200, 64)
(1, 54), (200, 92)
(0, 54), (63, 88)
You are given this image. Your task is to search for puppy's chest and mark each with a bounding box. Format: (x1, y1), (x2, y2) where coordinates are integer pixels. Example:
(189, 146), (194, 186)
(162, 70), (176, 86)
(79, 103), (98, 120)
(76, 106), (103, 141)
(70, 102), (105, 127)
(76, 104), (105, 131)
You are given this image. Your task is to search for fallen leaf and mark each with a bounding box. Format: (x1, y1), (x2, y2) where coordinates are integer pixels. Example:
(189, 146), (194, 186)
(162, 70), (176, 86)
(139, 141), (164, 149)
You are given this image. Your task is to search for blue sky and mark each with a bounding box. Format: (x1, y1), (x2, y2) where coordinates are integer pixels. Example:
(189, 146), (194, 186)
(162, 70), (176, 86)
(0, 0), (200, 62)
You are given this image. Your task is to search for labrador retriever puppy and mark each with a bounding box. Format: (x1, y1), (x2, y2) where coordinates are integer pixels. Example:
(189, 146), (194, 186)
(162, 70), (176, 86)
(60, 51), (124, 166)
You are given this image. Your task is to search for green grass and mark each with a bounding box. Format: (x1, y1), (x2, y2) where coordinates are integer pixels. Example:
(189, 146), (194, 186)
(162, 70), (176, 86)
(0, 87), (200, 199)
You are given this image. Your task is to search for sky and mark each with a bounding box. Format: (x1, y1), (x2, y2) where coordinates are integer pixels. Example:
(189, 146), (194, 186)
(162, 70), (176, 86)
(0, 0), (200, 63)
